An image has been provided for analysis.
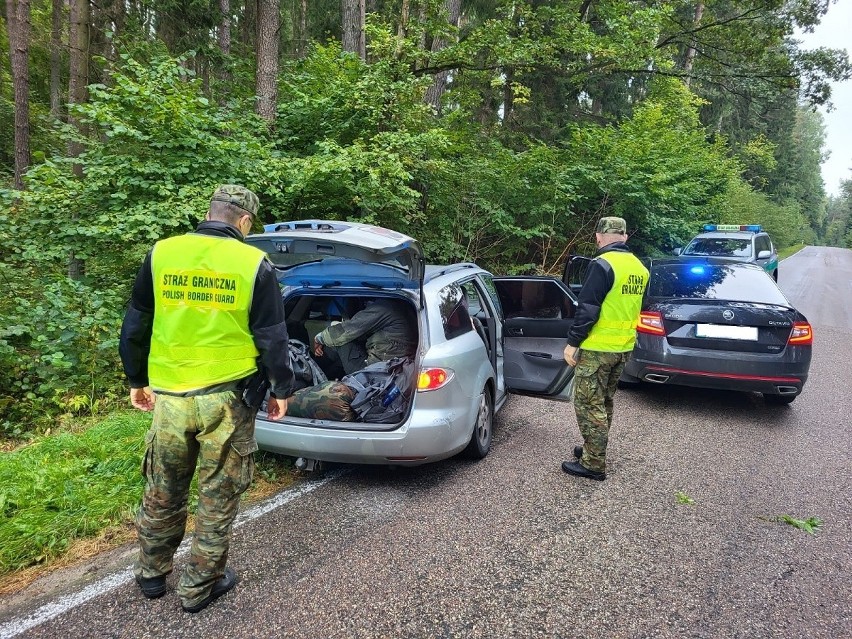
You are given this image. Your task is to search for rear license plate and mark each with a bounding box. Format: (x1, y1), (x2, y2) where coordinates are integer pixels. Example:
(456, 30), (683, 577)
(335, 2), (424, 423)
(695, 324), (758, 340)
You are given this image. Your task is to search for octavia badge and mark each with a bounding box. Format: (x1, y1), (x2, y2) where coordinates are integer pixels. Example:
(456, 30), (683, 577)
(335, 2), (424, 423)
(722, 310), (735, 320)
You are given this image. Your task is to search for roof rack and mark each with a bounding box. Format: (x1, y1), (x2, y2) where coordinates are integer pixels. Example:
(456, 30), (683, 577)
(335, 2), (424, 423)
(424, 263), (479, 283)
(703, 224), (762, 233)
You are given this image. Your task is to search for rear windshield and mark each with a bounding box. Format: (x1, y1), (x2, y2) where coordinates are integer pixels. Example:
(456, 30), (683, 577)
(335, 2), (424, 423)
(683, 237), (752, 258)
(649, 263), (789, 305)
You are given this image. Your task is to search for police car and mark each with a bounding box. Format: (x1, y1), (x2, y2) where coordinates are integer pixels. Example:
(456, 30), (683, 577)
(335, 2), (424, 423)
(678, 225), (779, 281)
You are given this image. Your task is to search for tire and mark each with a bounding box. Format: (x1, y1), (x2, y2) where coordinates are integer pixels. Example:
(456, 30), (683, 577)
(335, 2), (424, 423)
(772, 269), (778, 282)
(463, 386), (493, 459)
(764, 393), (796, 405)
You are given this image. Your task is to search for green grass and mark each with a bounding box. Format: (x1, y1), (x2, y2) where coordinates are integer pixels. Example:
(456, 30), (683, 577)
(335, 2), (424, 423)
(0, 411), (296, 576)
(778, 243), (806, 260)
(0, 411), (151, 574)
(674, 491), (695, 505)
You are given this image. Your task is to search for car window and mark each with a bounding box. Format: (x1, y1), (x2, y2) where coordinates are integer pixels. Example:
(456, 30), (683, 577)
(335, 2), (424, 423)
(683, 238), (752, 258)
(438, 283), (473, 340)
(755, 236), (771, 254)
(478, 274), (504, 321)
(649, 263), (789, 304)
(494, 279), (575, 319)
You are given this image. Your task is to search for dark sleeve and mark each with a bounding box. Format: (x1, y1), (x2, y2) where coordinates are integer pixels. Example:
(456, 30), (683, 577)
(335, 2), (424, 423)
(566, 258), (615, 347)
(249, 259), (295, 398)
(318, 304), (383, 347)
(119, 251), (155, 387)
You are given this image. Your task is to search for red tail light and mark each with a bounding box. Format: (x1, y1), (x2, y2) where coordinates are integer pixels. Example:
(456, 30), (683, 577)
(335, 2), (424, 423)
(637, 311), (665, 335)
(417, 368), (454, 391)
(788, 322), (813, 345)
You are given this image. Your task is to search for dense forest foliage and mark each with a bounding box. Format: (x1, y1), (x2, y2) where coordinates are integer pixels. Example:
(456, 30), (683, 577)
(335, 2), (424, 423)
(1, 0), (851, 435)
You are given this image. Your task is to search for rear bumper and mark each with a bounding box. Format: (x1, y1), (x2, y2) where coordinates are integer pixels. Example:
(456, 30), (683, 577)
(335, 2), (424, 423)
(624, 339), (810, 396)
(254, 389), (479, 466)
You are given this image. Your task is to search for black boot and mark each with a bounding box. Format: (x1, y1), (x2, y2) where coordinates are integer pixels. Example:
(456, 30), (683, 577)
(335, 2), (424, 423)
(561, 460), (606, 481)
(182, 568), (238, 613)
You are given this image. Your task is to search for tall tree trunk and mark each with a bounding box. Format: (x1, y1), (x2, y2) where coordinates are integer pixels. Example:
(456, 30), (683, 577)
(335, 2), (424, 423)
(242, 0), (256, 49)
(423, 0), (461, 112)
(219, 0), (231, 56)
(395, 0), (409, 56)
(682, 1), (704, 86)
(102, 0), (125, 65)
(6, 0), (31, 190)
(67, 0), (89, 281)
(341, 0), (364, 59)
(255, 0), (280, 123)
(218, 0), (231, 98)
(296, 0), (307, 58)
(49, 0), (62, 119)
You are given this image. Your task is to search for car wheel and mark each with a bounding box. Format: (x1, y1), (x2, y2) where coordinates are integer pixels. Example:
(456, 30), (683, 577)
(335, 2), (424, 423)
(772, 269), (778, 282)
(463, 386), (493, 459)
(764, 393), (796, 405)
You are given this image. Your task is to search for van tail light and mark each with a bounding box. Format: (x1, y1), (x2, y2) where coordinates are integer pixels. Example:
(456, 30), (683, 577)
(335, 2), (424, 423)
(788, 322), (813, 345)
(637, 311), (666, 336)
(417, 368), (454, 391)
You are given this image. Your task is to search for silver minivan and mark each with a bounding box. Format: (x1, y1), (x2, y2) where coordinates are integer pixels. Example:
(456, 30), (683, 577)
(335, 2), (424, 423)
(245, 220), (578, 466)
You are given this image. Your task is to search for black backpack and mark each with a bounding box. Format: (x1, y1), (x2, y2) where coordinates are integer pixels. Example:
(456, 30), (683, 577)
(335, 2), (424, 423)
(341, 357), (414, 423)
(289, 339), (328, 392)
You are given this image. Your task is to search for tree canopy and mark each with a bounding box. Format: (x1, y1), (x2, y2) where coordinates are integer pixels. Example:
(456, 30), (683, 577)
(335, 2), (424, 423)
(1, 0), (850, 434)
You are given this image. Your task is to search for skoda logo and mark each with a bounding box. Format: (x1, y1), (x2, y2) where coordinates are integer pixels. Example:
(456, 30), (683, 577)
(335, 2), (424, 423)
(722, 310), (735, 321)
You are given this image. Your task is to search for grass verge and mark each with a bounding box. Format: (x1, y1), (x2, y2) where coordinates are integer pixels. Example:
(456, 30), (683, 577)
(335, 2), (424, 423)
(0, 409), (297, 593)
(778, 243), (806, 260)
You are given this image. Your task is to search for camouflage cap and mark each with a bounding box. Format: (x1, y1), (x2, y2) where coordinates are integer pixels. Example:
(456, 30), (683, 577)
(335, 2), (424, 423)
(596, 216), (627, 234)
(210, 184), (259, 217)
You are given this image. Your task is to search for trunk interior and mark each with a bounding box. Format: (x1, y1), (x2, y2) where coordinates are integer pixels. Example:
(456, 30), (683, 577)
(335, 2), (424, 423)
(274, 292), (419, 426)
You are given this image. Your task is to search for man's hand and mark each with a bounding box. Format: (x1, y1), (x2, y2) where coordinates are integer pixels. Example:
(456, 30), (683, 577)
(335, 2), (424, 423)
(563, 345), (579, 367)
(313, 337), (324, 358)
(266, 397), (288, 421)
(130, 386), (156, 412)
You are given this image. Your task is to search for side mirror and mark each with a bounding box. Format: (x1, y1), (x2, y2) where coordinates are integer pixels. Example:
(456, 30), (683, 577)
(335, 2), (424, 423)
(757, 250), (771, 259)
(672, 247), (682, 256)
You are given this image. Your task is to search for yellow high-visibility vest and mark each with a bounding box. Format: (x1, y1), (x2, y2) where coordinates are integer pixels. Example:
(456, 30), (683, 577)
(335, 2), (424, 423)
(149, 233), (266, 392)
(581, 251), (649, 352)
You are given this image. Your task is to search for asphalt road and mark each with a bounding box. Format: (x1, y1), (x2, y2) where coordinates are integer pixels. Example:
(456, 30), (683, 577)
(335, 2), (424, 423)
(2, 246), (851, 639)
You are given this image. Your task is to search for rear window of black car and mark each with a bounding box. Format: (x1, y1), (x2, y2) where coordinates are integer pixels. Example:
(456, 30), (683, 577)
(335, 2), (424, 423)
(649, 263), (789, 305)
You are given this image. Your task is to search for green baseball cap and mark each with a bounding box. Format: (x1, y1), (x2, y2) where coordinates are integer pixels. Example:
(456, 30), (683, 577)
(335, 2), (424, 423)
(596, 216), (627, 234)
(211, 184), (259, 217)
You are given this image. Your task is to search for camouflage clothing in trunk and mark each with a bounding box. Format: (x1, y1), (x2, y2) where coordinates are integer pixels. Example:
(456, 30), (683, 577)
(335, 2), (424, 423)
(316, 299), (416, 375)
(572, 350), (629, 473)
(286, 381), (356, 421)
(134, 390), (256, 609)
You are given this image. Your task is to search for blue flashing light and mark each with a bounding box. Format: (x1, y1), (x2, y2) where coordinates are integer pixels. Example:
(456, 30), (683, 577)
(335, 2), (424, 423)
(702, 224), (762, 233)
(689, 265), (706, 275)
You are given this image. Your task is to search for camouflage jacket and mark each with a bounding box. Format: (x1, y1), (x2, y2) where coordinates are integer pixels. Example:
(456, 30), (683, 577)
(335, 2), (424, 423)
(317, 299), (417, 363)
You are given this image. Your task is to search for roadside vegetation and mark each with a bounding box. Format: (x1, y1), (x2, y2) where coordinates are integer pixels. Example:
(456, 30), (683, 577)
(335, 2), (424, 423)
(1, 1), (851, 580)
(0, 409), (295, 587)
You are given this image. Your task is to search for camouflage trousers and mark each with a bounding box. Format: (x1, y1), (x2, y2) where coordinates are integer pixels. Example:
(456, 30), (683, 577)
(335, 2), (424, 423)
(134, 390), (257, 608)
(573, 350), (629, 473)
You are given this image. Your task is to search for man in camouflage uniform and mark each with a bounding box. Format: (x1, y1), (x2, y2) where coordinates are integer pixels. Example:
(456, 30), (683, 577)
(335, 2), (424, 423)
(562, 217), (649, 481)
(119, 185), (294, 612)
(313, 298), (416, 377)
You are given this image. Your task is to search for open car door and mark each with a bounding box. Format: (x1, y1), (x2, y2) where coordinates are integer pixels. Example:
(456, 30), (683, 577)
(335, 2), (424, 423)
(562, 255), (593, 297)
(492, 277), (579, 401)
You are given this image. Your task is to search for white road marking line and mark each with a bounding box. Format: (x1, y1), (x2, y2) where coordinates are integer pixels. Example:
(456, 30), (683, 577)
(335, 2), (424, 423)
(0, 469), (346, 639)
